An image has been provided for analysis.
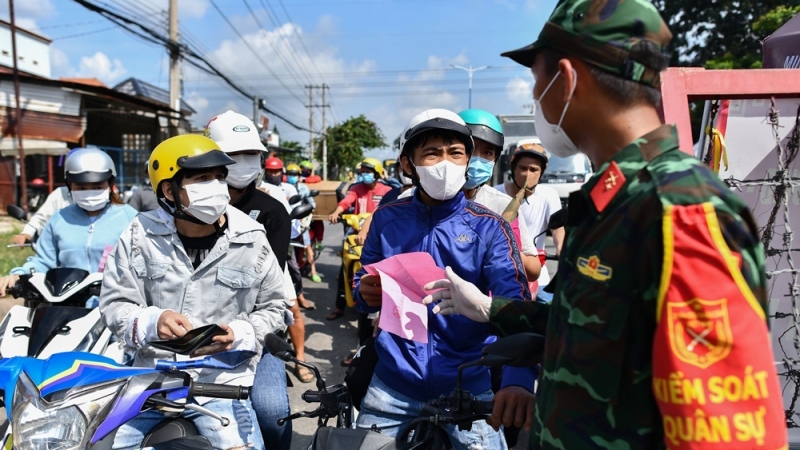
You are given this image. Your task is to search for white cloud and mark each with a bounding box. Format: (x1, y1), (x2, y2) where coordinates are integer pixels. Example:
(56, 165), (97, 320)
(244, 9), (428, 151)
(506, 77), (532, 103)
(186, 91), (210, 119)
(49, 46), (70, 76)
(77, 52), (127, 84)
(316, 14), (338, 36)
(0, 0), (53, 31)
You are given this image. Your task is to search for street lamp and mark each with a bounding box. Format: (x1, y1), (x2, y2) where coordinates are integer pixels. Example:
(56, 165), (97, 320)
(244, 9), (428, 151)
(450, 64), (490, 109)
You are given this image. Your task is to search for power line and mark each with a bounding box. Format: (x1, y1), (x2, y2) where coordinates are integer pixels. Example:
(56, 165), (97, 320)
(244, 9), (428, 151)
(276, 0), (325, 82)
(210, 0), (306, 105)
(50, 25), (117, 40)
(254, 0), (317, 86)
(71, 0), (314, 133)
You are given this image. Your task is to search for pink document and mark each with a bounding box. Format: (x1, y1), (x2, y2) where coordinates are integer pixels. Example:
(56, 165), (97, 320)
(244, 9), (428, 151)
(364, 252), (446, 344)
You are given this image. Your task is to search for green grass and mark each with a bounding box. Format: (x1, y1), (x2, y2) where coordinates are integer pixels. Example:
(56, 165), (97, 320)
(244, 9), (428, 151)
(0, 231), (34, 275)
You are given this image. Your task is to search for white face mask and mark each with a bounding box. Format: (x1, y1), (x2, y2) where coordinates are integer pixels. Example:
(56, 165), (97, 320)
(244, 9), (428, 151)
(72, 189), (109, 212)
(182, 179), (231, 224)
(225, 153), (262, 189)
(415, 160), (466, 201)
(534, 70), (580, 158)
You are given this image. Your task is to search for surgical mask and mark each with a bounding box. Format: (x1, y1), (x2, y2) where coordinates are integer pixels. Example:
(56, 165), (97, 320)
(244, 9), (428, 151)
(265, 174), (283, 186)
(361, 173), (375, 184)
(225, 154), (262, 189)
(463, 157), (495, 189)
(415, 160), (466, 201)
(183, 179), (230, 224)
(287, 175), (299, 185)
(72, 189), (109, 212)
(534, 70), (580, 158)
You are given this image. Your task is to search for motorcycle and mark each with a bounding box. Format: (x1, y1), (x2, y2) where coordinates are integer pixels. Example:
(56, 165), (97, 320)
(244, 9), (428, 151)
(6, 205), (34, 248)
(288, 190), (322, 278)
(265, 332), (544, 450)
(339, 213), (371, 307)
(0, 267), (126, 364)
(0, 348), (255, 450)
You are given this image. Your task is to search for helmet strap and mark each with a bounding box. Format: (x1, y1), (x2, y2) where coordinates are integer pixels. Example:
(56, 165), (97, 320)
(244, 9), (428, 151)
(162, 179), (207, 226)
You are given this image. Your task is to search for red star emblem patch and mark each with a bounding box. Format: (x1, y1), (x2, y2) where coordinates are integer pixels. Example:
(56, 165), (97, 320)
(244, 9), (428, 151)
(590, 161), (626, 213)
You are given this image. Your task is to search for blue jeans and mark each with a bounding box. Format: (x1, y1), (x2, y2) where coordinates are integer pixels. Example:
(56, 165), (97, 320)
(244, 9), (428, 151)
(112, 398), (264, 450)
(251, 352), (292, 450)
(355, 376), (508, 450)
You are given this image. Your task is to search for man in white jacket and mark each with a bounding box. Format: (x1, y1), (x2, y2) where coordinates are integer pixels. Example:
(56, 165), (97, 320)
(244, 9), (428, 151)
(100, 135), (285, 450)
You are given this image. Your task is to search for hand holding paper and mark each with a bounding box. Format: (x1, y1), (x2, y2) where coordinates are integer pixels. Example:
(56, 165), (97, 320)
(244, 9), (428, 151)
(363, 252), (446, 344)
(423, 266), (492, 323)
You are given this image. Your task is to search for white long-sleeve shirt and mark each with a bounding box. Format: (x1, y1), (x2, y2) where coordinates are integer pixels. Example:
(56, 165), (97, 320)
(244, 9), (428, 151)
(22, 186), (73, 238)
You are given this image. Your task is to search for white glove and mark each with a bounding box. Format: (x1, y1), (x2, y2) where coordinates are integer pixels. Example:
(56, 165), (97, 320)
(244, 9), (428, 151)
(422, 266), (491, 323)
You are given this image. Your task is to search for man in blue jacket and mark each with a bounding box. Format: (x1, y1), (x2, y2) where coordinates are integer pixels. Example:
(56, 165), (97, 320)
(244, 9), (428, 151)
(354, 109), (534, 449)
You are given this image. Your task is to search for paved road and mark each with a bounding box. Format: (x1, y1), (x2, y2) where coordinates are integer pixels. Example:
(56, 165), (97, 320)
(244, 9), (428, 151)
(285, 223), (554, 449)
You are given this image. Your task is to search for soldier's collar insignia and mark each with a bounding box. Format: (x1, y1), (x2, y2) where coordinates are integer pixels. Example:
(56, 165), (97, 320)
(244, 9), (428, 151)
(577, 255), (612, 282)
(590, 161), (626, 213)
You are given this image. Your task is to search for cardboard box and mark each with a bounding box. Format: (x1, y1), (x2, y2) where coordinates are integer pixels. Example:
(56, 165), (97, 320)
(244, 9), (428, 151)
(306, 180), (349, 221)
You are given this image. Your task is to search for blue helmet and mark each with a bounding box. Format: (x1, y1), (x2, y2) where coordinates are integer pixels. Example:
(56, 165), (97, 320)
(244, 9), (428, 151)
(457, 109), (504, 151)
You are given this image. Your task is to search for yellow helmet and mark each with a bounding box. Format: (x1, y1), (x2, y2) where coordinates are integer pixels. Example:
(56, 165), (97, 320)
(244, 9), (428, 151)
(148, 134), (235, 194)
(360, 157), (383, 176)
(286, 163), (302, 175)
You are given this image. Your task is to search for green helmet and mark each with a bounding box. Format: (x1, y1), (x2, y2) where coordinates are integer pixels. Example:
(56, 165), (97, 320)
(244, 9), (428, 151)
(501, 0), (672, 87)
(457, 109), (504, 150)
(299, 160), (313, 170)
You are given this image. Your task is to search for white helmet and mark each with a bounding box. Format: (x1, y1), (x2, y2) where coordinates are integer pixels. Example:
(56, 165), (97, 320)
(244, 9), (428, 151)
(64, 147), (116, 183)
(399, 109), (474, 157)
(204, 110), (267, 153)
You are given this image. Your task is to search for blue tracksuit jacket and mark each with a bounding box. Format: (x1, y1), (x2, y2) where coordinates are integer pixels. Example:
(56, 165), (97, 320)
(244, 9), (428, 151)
(354, 190), (533, 401)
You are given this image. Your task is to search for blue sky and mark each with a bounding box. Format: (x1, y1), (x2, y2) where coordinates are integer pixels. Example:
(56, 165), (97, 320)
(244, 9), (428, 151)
(1, 0), (557, 159)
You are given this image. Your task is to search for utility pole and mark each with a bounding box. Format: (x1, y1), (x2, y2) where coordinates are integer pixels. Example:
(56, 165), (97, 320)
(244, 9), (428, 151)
(9, 0), (27, 211)
(252, 96), (259, 126)
(450, 64), (490, 109)
(168, 0), (180, 135)
(306, 85), (314, 167)
(321, 84), (328, 181)
(305, 84), (330, 178)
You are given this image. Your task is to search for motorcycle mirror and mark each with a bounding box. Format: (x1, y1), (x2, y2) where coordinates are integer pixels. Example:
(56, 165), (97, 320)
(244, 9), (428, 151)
(548, 209), (567, 230)
(266, 333), (296, 362)
(7, 205), (27, 223)
(290, 203), (313, 220)
(308, 190), (320, 197)
(482, 333), (546, 367)
(288, 194), (302, 205)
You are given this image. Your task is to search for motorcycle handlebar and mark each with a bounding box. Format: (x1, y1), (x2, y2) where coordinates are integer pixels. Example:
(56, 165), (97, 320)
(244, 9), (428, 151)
(190, 383), (250, 400)
(475, 400), (494, 415)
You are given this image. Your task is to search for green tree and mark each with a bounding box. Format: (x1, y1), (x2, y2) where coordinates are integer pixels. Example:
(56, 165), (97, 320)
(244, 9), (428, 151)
(654, 1), (800, 69)
(280, 140), (304, 165)
(315, 115), (386, 180)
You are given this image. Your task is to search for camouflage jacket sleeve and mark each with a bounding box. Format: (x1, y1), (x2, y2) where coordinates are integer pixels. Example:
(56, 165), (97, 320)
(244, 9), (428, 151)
(488, 297), (550, 337)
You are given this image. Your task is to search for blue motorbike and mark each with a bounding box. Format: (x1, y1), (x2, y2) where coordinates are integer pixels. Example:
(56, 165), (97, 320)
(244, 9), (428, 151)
(0, 349), (255, 450)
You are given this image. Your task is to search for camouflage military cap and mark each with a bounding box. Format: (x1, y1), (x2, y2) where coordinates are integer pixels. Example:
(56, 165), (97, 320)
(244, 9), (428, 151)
(502, 0), (672, 87)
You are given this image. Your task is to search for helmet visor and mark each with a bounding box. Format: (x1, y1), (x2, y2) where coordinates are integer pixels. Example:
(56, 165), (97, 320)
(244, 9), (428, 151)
(177, 150), (235, 170)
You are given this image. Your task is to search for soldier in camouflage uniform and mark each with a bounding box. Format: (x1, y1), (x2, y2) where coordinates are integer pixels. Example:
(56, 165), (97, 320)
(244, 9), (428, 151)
(423, 1), (788, 449)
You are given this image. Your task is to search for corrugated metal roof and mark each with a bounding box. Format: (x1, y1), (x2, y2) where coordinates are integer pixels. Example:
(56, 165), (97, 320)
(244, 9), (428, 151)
(113, 77), (195, 114)
(0, 109), (84, 143)
(0, 138), (67, 156)
(0, 80), (82, 115)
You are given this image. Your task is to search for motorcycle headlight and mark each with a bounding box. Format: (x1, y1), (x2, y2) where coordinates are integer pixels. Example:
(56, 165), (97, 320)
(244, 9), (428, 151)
(11, 371), (87, 450)
(14, 404), (86, 450)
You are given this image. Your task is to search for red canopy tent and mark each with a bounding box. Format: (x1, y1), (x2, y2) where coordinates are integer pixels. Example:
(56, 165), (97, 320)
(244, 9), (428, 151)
(762, 12), (800, 68)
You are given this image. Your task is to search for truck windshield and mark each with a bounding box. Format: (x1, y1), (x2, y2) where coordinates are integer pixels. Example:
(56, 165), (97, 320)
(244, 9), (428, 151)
(547, 154), (591, 174)
(502, 122), (537, 139)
